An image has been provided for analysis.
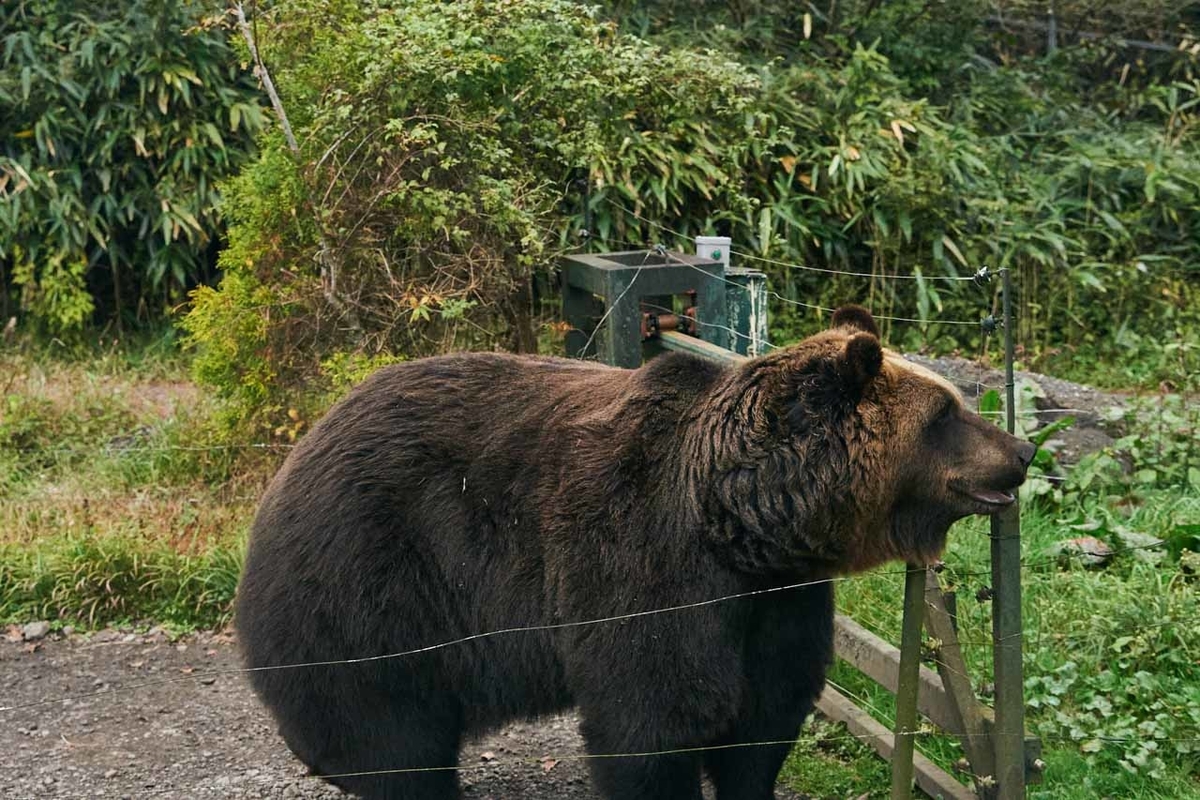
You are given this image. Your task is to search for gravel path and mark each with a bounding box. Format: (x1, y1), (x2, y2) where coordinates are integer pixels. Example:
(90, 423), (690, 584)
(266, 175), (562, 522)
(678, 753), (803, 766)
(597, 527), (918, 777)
(1, 631), (804, 799)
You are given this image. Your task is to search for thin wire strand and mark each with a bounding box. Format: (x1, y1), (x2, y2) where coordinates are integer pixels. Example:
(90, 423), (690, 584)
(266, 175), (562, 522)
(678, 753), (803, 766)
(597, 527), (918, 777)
(577, 249), (653, 359)
(308, 728), (1200, 782)
(657, 251), (983, 327)
(128, 722), (1198, 794)
(730, 247), (978, 283)
(0, 572), (882, 714)
(602, 197), (979, 283)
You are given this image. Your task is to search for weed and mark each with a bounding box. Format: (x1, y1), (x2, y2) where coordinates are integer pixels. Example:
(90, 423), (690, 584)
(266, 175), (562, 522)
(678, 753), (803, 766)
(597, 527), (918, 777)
(0, 532), (244, 630)
(802, 492), (1200, 798)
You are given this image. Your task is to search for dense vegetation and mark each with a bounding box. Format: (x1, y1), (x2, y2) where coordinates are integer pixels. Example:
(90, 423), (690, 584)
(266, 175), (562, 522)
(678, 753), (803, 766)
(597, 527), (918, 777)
(1, 1), (1197, 797)
(180, 0), (1200, 438)
(0, 0), (262, 333)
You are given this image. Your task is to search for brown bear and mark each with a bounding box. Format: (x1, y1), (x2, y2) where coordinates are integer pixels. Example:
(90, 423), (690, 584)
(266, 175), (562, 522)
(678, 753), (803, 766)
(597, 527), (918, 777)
(235, 305), (1033, 800)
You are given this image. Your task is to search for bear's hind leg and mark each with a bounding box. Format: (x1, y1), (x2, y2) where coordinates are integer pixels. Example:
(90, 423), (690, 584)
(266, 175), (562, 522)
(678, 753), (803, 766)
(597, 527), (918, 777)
(578, 713), (704, 800)
(273, 685), (463, 800)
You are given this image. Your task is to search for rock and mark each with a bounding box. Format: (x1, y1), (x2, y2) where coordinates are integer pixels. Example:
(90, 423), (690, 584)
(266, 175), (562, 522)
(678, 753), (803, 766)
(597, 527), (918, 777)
(22, 621), (51, 641)
(1045, 536), (1113, 568)
(904, 353), (1127, 466)
(62, 625), (75, 637)
(1051, 427), (1118, 466)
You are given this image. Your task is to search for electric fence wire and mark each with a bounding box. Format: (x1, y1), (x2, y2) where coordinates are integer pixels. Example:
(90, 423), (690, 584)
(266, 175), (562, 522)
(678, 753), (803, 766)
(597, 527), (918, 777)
(118, 722), (1195, 794)
(585, 222), (988, 327)
(603, 196), (982, 282)
(661, 250), (985, 326)
(12, 520), (1179, 714)
(0, 572), (884, 715)
(4, 476), (1188, 715)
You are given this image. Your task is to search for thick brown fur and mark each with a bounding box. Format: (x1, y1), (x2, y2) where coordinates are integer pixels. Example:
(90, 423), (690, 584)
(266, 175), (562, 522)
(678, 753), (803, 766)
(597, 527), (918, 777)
(236, 308), (1033, 800)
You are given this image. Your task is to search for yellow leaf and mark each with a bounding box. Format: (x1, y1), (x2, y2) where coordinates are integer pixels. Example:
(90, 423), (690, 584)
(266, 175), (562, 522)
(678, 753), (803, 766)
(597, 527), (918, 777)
(890, 120), (904, 146)
(846, 146), (861, 161)
(13, 129), (34, 139)
(779, 155), (797, 174)
(941, 235), (968, 267)
(803, 13), (812, 39)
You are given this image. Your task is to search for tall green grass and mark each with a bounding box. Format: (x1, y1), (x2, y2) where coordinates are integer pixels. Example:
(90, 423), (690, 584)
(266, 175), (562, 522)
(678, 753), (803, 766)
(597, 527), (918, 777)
(0, 533), (244, 631)
(782, 492), (1200, 798)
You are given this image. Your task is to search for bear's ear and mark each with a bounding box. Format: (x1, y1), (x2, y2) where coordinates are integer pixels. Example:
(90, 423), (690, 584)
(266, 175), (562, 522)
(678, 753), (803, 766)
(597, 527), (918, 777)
(831, 305), (880, 338)
(838, 331), (883, 392)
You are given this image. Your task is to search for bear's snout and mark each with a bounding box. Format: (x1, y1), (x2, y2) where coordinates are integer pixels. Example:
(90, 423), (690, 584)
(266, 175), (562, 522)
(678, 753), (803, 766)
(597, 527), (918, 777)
(939, 419), (1037, 516)
(1015, 439), (1036, 471)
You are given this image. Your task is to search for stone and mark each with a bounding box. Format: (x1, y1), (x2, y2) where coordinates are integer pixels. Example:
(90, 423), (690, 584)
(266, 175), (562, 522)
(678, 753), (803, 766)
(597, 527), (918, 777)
(22, 621), (51, 641)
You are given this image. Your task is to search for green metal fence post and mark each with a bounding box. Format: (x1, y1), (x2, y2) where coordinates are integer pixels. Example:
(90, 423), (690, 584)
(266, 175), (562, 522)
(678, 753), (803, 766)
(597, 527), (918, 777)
(891, 564), (927, 800)
(695, 236), (769, 356)
(992, 267), (1026, 799)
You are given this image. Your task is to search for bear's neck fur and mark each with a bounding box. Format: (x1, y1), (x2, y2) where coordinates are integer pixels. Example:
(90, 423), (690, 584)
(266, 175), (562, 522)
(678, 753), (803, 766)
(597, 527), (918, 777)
(627, 350), (895, 577)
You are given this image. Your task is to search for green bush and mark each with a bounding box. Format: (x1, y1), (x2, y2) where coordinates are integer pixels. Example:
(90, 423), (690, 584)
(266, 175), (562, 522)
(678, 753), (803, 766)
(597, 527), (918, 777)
(594, 2), (1200, 374)
(183, 0), (765, 432)
(184, 0), (1200, 439)
(0, 0), (263, 333)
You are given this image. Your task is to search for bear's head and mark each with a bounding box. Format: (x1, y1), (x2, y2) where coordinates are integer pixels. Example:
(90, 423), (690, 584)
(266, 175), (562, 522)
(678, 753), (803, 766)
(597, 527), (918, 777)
(700, 305), (1035, 575)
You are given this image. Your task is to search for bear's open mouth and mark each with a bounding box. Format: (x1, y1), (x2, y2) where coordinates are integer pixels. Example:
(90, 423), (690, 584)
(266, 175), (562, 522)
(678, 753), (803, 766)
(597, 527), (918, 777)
(963, 487), (1016, 506)
(949, 479), (1017, 509)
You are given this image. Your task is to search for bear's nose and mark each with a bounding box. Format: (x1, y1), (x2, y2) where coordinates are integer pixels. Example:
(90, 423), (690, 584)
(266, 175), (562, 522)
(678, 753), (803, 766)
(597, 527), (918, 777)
(1016, 440), (1036, 471)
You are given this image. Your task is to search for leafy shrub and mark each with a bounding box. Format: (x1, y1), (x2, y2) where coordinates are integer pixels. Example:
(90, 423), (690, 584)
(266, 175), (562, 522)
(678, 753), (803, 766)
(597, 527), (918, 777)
(595, 2), (1200, 366)
(183, 0), (765, 432)
(1025, 558), (1200, 780)
(0, 0), (263, 333)
(1065, 393), (1200, 506)
(183, 0), (1200, 441)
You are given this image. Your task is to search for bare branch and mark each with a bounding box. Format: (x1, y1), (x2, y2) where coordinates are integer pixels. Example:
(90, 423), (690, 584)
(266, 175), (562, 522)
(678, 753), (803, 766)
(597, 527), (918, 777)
(232, 2), (361, 333)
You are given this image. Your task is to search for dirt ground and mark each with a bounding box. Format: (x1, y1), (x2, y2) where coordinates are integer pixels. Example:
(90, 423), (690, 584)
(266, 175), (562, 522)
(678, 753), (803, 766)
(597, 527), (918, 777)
(1, 631), (804, 800)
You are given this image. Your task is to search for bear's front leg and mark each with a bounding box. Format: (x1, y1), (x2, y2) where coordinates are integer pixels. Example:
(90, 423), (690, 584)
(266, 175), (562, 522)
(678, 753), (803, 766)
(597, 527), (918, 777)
(578, 712), (705, 800)
(705, 582), (835, 800)
(563, 603), (744, 800)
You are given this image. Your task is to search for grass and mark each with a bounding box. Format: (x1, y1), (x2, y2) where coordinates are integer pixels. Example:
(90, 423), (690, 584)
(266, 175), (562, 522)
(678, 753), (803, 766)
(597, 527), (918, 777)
(0, 339), (269, 631)
(0, 533), (244, 630)
(779, 493), (1200, 799)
